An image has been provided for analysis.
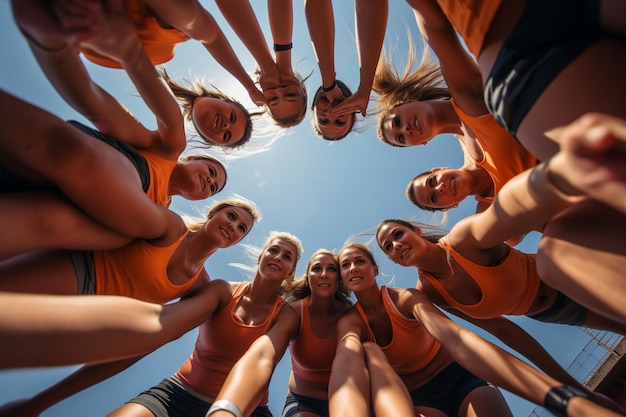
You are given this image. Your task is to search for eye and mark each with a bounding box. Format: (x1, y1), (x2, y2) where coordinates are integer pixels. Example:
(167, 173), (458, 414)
(340, 261), (349, 269)
(209, 166), (216, 177)
(397, 134), (405, 145)
(238, 223), (248, 233)
(286, 92), (298, 98)
(230, 111), (236, 124)
(393, 115), (401, 127)
(283, 253), (292, 261)
(428, 175), (436, 187)
(210, 184), (217, 194)
(394, 230), (403, 239)
(328, 265), (338, 272)
(356, 259), (365, 265)
(335, 120), (346, 127)
(268, 247), (278, 254)
(430, 193), (438, 204)
(223, 131), (231, 143)
(311, 265), (322, 272)
(318, 118), (329, 126)
(384, 242), (392, 252)
(227, 212), (236, 220)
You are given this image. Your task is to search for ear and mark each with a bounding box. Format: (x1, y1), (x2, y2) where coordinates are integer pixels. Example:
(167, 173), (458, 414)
(432, 167), (447, 172)
(414, 227), (424, 237)
(373, 266), (379, 277)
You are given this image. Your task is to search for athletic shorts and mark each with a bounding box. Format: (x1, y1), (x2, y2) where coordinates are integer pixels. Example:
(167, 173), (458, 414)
(67, 120), (150, 192)
(282, 392), (329, 417)
(67, 250), (96, 295)
(484, 0), (605, 137)
(128, 376), (273, 417)
(526, 291), (588, 326)
(409, 362), (490, 415)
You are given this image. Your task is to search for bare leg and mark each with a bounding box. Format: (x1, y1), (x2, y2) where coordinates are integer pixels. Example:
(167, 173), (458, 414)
(538, 200), (626, 327)
(0, 249), (78, 294)
(459, 385), (512, 417)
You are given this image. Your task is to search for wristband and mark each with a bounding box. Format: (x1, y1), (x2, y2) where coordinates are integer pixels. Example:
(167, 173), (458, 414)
(544, 385), (588, 417)
(322, 80), (336, 93)
(206, 399), (243, 417)
(273, 42), (293, 52)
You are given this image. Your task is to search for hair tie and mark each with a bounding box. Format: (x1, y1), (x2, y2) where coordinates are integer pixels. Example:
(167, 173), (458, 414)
(322, 80), (337, 93)
(273, 42), (293, 52)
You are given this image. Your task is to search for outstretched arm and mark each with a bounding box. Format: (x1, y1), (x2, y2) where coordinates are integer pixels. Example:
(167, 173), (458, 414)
(407, 0), (486, 116)
(410, 289), (623, 416)
(207, 306), (300, 417)
(143, 0), (266, 106)
(330, 0), (389, 117)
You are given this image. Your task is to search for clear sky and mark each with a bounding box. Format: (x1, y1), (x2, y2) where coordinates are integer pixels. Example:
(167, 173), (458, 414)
(0, 1), (597, 416)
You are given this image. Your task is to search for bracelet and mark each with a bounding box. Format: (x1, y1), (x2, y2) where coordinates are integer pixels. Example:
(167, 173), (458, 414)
(207, 399), (243, 417)
(544, 385), (589, 417)
(322, 80), (336, 93)
(542, 160), (586, 203)
(273, 42), (293, 52)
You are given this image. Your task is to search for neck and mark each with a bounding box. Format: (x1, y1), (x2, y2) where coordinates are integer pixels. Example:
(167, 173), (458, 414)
(185, 230), (219, 267)
(412, 243), (454, 279)
(248, 276), (283, 305)
(432, 100), (464, 135)
(466, 165), (494, 196)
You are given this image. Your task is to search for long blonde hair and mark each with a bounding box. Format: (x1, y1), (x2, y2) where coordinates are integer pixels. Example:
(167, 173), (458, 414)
(373, 38), (450, 145)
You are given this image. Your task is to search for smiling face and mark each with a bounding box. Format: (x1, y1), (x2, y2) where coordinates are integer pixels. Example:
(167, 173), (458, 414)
(176, 158), (227, 200)
(306, 252), (340, 298)
(380, 101), (440, 147)
(409, 168), (471, 210)
(263, 80), (306, 124)
(191, 97), (247, 147)
(376, 221), (426, 267)
(258, 238), (299, 282)
(205, 206), (254, 248)
(312, 90), (354, 140)
(338, 245), (378, 293)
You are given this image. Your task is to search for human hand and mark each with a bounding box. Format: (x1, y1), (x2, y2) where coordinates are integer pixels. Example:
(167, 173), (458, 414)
(329, 89), (369, 117)
(323, 84), (346, 106)
(546, 113), (626, 215)
(247, 86), (267, 107)
(258, 64), (281, 92)
(0, 398), (43, 417)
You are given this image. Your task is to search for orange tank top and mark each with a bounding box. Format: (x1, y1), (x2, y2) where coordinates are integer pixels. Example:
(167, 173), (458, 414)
(176, 282), (286, 404)
(355, 287), (441, 375)
(428, 237), (541, 318)
(451, 99), (538, 206)
(289, 298), (337, 384)
(94, 229), (201, 303)
(79, 0), (188, 68)
(435, 0), (502, 58)
(139, 150), (177, 207)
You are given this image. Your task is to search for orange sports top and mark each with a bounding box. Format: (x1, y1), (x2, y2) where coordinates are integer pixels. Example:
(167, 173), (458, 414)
(94, 229), (201, 303)
(176, 282), (286, 404)
(289, 298), (337, 384)
(355, 286), (441, 375)
(428, 237), (541, 319)
(139, 150), (177, 207)
(435, 0), (502, 58)
(451, 99), (538, 206)
(79, 0), (188, 68)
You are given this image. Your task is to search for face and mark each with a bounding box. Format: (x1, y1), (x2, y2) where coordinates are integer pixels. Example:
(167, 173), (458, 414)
(313, 92), (352, 139)
(376, 222), (425, 267)
(307, 253), (340, 297)
(259, 238), (298, 281)
(381, 101), (439, 147)
(206, 206), (254, 248)
(177, 158), (227, 200)
(263, 81), (305, 121)
(338, 247), (378, 292)
(411, 168), (471, 209)
(191, 97), (247, 146)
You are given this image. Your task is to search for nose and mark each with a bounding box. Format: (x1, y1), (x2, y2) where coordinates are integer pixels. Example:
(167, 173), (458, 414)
(434, 180), (446, 192)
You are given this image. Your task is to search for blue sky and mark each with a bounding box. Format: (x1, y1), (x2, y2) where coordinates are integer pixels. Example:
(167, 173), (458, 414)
(0, 1), (597, 416)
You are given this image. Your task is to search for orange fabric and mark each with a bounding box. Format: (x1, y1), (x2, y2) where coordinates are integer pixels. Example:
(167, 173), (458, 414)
(355, 287), (441, 375)
(79, 0), (188, 68)
(176, 282), (286, 404)
(289, 298), (337, 384)
(435, 0), (502, 58)
(428, 237), (541, 318)
(451, 99), (538, 206)
(94, 230), (201, 303)
(139, 150), (177, 207)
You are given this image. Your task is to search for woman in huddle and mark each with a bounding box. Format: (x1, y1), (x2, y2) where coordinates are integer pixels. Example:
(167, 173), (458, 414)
(331, 242), (622, 417)
(0, 232), (303, 417)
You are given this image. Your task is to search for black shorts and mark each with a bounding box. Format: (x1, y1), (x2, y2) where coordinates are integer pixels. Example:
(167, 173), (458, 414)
(128, 376), (273, 417)
(282, 392), (328, 417)
(526, 291), (588, 326)
(67, 250), (96, 295)
(484, 0), (605, 137)
(409, 362), (490, 416)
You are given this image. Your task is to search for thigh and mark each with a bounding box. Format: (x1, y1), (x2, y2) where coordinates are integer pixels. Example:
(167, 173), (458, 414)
(0, 248), (78, 294)
(538, 199), (626, 327)
(458, 385), (512, 417)
(107, 403), (157, 417)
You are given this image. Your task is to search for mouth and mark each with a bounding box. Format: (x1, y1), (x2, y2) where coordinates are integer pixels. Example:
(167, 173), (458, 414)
(268, 263), (281, 271)
(199, 175), (205, 190)
(349, 276), (363, 283)
(401, 247), (410, 261)
(219, 226), (231, 240)
(450, 177), (456, 196)
(214, 113), (219, 129)
(414, 116), (422, 134)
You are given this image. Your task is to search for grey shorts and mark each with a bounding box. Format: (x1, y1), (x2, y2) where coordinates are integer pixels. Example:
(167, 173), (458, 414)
(484, 0), (606, 137)
(282, 392), (328, 417)
(526, 291), (588, 326)
(67, 250), (96, 295)
(129, 376), (273, 417)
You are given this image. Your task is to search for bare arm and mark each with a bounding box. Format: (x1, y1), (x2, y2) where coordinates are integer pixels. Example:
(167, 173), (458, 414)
(268, 0), (294, 79)
(330, 0), (389, 117)
(410, 289), (622, 416)
(407, 0), (486, 116)
(209, 306), (300, 417)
